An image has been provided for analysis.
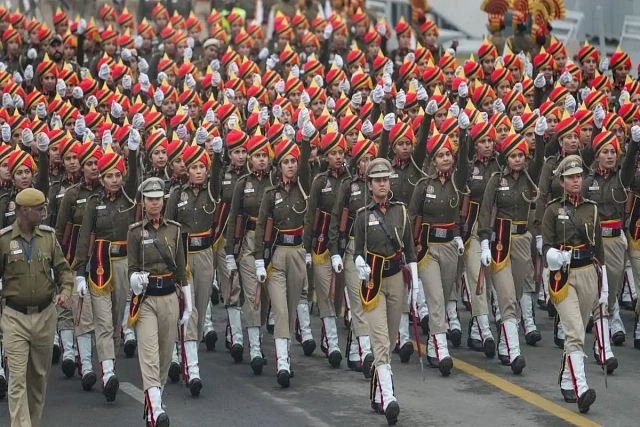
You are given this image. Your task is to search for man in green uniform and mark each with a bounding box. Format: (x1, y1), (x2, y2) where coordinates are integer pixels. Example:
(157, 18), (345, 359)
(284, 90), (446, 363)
(0, 188), (74, 427)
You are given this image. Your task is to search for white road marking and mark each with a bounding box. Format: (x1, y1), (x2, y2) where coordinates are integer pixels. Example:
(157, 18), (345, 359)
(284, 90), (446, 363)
(120, 381), (145, 404)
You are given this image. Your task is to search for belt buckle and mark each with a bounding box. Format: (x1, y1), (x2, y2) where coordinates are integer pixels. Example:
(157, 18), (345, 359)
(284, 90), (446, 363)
(110, 245), (120, 254)
(510, 225), (518, 233)
(601, 228), (612, 237)
(383, 260), (390, 270)
(26, 306), (38, 315)
(572, 250), (580, 259)
(283, 234), (295, 244)
(156, 277), (163, 289)
(190, 236), (203, 246)
(434, 228), (447, 238)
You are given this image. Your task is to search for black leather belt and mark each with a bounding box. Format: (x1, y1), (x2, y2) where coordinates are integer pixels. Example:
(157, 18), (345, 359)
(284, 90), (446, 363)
(188, 235), (212, 251)
(570, 248), (594, 268)
(510, 223), (528, 235)
(246, 218), (257, 231)
(382, 257), (401, 278)
(146, 275), (177, 296)
(601, 227), (621, 237)
(275, 234), (303, 246)
(6, 299), (51, 315)
(110, 243), (127, 258)
(428, 227), (454, 243)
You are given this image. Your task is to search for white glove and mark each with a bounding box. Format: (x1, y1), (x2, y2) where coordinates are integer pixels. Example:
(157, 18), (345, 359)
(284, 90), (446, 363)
(75, 276), (88, 298)
(619, 90), (630, 107)
(594, 104), (605, 129)
(449, 102), (460, 118)
(536, 235), (543, 255)
(212, 136), (223, 153)
(546, 248), (570, 270)
(122, 74), (132, 90)
(131, 113), (144, 131)
(599, 265), (609, 305)
(291, 64), (300, 79)
(24, 65), (34, 80)
(2, 93), (13, 109)
(110, 101), (122, 119)
(272, 104), (282, 118)
(176, 124), (187, 140)
(559, 71), (572, 86)
(383, 73), (392, 93)
(258, 47), (269, 61)
(210, 59), (220, 71)
(493, 99), (505, 114)
(259, 107), (269, 126)
(371, 84), (384, 104)
(458, 111), (470, 130)
(355, 255), (371, 280)
(27, 48), (37, 60)
(454, 236), (465, 255)
(480, 112), (489, 122)
(98, 63), (111, 80)
(351, 91), (362, 109)
(102, 130), (112, 150)
(227, 113), (238, 130)
(256, 259), (267, 282)
(157, 72), (168, 84)
(224, 88), (235, 102)
(620, 232), (628, 249)
(77, 18), (87, 35)
(180, 285), (193, 326)
(534, 72), (546, 89)
(361, 120), (373, 136)
(579, 87), (591, 103)
(134, 35), (143, 49)
(121, 48), (132, 62)
(313, 75), (324, 87)
(480, 239), (491, 267)
(157, 43), (164, 53)
(274, 80), (285, 95)
(513, 82), (523, 93)
(323, 23), (333, 40)
(154, 88), (164, 106)
(426, 99), (438, 115)
(74, 115), (86, 137)
(525, 62), (533, 78)
(457, 81), (468, 99)
(417, 84), (428, 101)
(195, 126), (208, 145)
(297, 107), (309, 128)
(305, 253), (312, 268)
(184, 47), (193, 60)
(383, 113), (395, 131)
(37, 132), (51, 152)
(395, 89), (406, 110)
(565, 95), (577, 116)
(247, 97), (258, 113)
(86, 95), (98, 109)
(631, 125), (640, 143)
(331, 254), (343, 273)
(302, 120), (316, 138)
(138, 58), (149, 74)
(205, 108), (215, 123)
(266, 55), (277, 70)
(406, 52), (415, 63)
(534, 116), (548, 136)
(22, 128), (34, 145)
(1, 123), (10, 142)
(70, 86), (83, 100)
(284, 124), (295, 140)
(384, 59), (393, 76)
(338, 78), (350, 94)
(128, 128), (141, 151)
(138, 73), (150, 92)
(599, 57), (609, 73)
(51, 113), (62, 130)
(301, 90), (310, 106)
(12, 71), (23, 86)
(227, 62), (239, 77)
(226, 254), (237, 272)
(326, 97), (335, 111)
(187, 37), (194, 49)
(129, 272), (148, 295)
(376, 22), (386, 36)
(512, 115), (524, 132)
(84, 129), (95, 143)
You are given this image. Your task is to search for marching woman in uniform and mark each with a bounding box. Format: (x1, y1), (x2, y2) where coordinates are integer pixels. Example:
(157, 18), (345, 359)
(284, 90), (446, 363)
(304, 131), (350, 368)
(354, 157), (418, 426)
(128, 177), (190, 427)
(328, 137), (376, 377)
(542, 154), (603, 413)
(55, 140), (102, 391)
(478, 115), (546, 375)
(254, 120), (312, 388)
(225, 130), (273, 375)
(581, 127), (639, 373)
(408, 110), (470, 376)
(73, 132), (139, 403)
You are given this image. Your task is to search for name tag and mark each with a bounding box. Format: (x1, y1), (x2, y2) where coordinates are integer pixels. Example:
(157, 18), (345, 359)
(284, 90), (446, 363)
(472, 175), (483, 180)
(97, 205), (106, 210)
(275, 198), (283, 205)
(5, 211), (14, 217)
(177, 201), (188, 208)
(352, 191), (361, 196)
(321, 187), (332, 193)
(369, 220), (379, 225)
(76, 198), (86, 204)
(426, 193), (436, 199)
(142, 239), (154, 245)
(558, 215), (569, 220)
(244, 188), (254, 193)
(390, 173), (399, 179)
(222, 180), (231, 185)
(164, 194), (170, 199)
(57, 193), (65, 198)
(11, 249), (22, 255)
(589, 186), (599, 191)
(498, 187), (509, 191)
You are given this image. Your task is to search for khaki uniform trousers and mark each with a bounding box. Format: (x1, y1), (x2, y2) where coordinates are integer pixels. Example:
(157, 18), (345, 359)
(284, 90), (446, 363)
(215, 239), (242, 307)
(344, 239), (369, 337)
(186, 248), (211, 341)
(491, 232), (532, 322)
(554, 266), (599, 354)
(265, 246), (306, 339)
(91, 258), (128, 362)
(418, 241), (459, 335)
(302, 266), (312, 305)
(56, 306), (73, 331)
(136, 293), (179, 390)
(1, 303), (56, 427)
(464, 225), (490, 317)
(366, 272), (406, 367)
(313, 256), (346, 318)
(239, 232), (269, 327)
(71, 286), (94, 336)
(603, 237), (625, 316)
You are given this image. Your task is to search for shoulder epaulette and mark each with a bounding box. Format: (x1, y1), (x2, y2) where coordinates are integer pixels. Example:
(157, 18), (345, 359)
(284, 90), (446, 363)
(265, 185), (278, 192)
(583, 198), (598, 205)
(166, 219), (181, 227)
(356, 206), (367, 214)
(390, 201), (406, 206)
(128, 221), (142, 230)
(490, 171), (502, 177)
(546, 196), (563, 207)
(0, 225), (13, 236)
(38, 225), (55, 232)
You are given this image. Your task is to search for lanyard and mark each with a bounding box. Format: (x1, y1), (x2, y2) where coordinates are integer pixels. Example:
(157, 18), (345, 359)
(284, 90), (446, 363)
(19, 236), (36, 263)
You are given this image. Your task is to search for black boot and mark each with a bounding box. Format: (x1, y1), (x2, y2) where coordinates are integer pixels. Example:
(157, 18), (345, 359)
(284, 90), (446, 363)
(302, 339), (316, 356)
(81, 372), (97, 391)
(62, 358), (76, 378)
(210, 286), (220, 305)
(483, 338), (496, 359)
(448, 329), (462, 347)
(52, 344), (61, 364)
(204, 330), (218, 351)
(0, 375), (7, 400)
(577, 389), (596, 413)
(230, 344), (243, 363)
(168, 362), (181, 383)
(525, 330), (542, 346)
(611, 331), (625, 346)
(438, 357), (453, 377)
(155, 413), (170, 427)
(251, 356), (264, 375)
(585, 317), (594, 333)
(547, 302), (557, 318)
(277, 370), (290, 388)
(328, 350), (342, 368)
(398, 342), (414, 363)
(124, 340), (137, 358)
(188, 378), (202, 396)
(103, 376), (119, 402)
(384, 401), (400, 425)
(510, 355), (526, 375)
(420, 315), (430, 335)
(362, 354), (374, 379)
(561, 388), (577, 403)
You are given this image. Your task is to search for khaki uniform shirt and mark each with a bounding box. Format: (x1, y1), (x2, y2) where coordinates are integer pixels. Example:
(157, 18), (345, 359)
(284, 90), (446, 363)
(328, 175), (367, 256)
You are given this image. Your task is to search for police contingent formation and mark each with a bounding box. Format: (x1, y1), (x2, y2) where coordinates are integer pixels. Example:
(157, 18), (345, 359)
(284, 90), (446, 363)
(0, 0), (639, 425)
